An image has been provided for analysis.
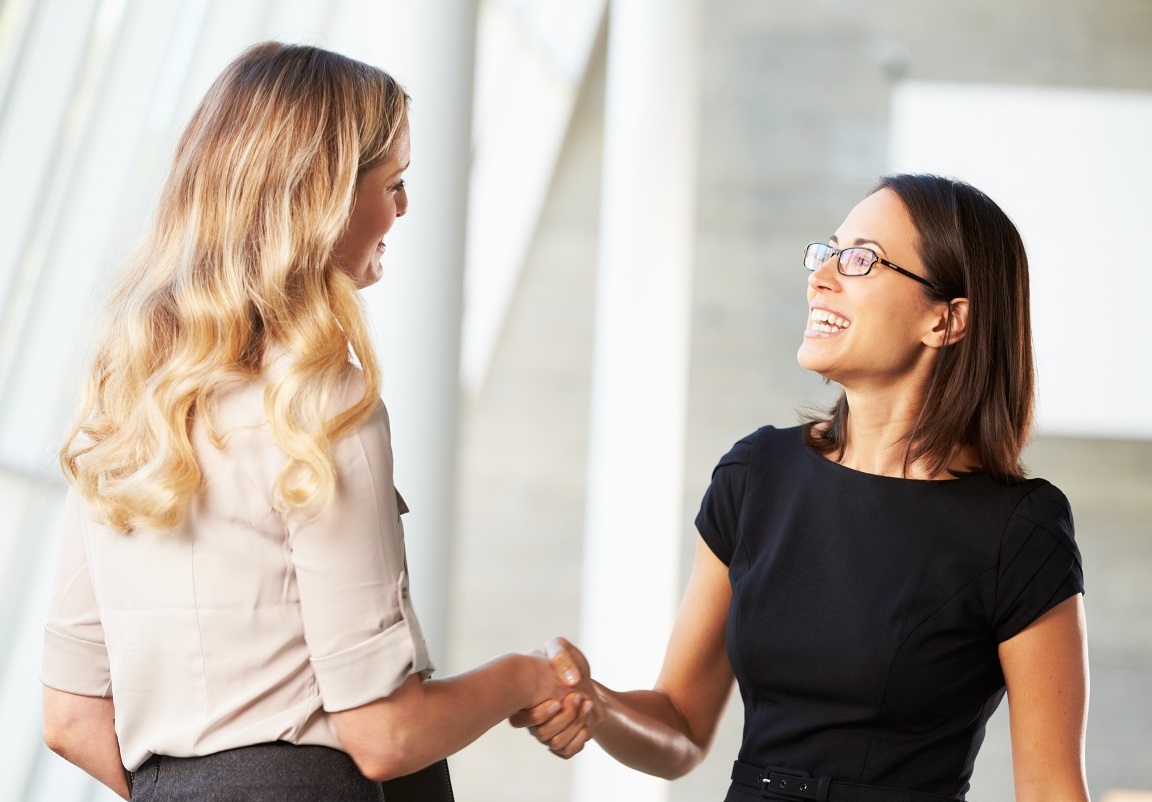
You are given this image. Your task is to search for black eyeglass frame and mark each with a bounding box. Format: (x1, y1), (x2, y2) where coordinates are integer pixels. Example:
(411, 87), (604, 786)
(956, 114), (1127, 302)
(803, 242), (936, 290)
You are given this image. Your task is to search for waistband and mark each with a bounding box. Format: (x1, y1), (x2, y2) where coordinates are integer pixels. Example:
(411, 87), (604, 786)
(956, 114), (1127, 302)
(129, 742), (385, 802)
(731, 761), (959, 802)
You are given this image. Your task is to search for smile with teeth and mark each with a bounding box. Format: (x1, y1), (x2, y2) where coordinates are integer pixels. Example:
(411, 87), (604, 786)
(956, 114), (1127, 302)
(809, 308), (851, 334)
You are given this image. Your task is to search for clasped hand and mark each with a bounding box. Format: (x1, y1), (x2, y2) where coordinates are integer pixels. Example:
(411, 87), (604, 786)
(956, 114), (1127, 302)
(512, 637), (600, 758)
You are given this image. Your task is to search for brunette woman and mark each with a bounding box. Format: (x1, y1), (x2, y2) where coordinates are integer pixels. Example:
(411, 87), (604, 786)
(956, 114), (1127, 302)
(518, 174), (1089, 801)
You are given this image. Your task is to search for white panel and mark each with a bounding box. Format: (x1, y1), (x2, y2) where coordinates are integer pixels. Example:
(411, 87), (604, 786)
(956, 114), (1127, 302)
(889, 82), (1152, 439)
(0, 0), (38, 110)
(322, 0), (394, 61)
(0, 0), (97, 278)
(0, 485), (66, 802)
(501, 0), (603, 82)
(105, 0), (212, 236)
(460, 0), (606, 394)
(338, 0), (474, 663)
(0, 0), (199, 474)
(0, 0), (98, 375)
(576, 0), (700, 799)
(0, 472), (34, 621)
(257, 0), (334, 45)
(160, 0), (277, 135)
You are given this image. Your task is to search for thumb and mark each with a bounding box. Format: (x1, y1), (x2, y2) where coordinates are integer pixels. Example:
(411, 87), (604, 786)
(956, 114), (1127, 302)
(546, 636), (582, 686)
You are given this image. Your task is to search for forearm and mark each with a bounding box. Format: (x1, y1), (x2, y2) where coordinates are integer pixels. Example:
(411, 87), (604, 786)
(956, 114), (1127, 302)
(334, 652), (558, 780)
(589, 685), (707, 780)
(42, 688), (130, 799)
(519, 547), (734, 776)
(398, 655), (549, 766)
(1013, 777), (1089, 802)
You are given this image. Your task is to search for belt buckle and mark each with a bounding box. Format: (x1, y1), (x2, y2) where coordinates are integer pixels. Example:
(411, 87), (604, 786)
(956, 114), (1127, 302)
(762, 768), (827, 801)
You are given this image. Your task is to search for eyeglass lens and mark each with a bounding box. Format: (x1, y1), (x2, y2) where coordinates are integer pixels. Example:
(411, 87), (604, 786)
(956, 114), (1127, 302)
(839, 248), (876, 275)
(804, 243), (833, 270)
(803, 243), (878, 276)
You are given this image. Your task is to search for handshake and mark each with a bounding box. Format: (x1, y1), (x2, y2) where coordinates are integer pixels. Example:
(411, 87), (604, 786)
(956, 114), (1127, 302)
(510, 637), (602, 759)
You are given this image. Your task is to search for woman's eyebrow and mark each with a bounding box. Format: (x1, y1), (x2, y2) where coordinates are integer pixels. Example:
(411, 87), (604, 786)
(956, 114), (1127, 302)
(828, 234), (885, 250)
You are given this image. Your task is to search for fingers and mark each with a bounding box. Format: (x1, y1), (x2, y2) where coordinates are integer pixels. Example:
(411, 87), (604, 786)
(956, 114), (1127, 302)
(546, 636), (584, 686)
(509, 698), (562, 729)
(528, 693), (594, 759)
(532, 692), (584, 739)
(543, 724), (591, 759)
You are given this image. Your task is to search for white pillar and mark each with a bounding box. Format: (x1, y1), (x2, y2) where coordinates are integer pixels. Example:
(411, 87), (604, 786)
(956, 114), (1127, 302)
(355, 0), (477, 667)
(575, 0), (700, 799)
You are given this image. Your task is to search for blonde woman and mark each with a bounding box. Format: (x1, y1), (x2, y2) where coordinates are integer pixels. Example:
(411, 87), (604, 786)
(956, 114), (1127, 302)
(41, 42), (573, 801)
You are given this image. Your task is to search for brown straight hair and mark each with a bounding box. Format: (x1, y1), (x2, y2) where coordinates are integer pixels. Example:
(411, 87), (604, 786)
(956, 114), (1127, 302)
(805, 174), (1034, 483)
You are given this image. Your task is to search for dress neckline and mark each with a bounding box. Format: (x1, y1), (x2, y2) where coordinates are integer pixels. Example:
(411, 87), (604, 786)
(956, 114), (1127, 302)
(796, 427), (985, 485)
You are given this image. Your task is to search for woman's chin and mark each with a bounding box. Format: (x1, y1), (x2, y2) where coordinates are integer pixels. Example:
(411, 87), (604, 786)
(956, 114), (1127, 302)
(354, 261), (383, 289)
(796, 342), (827, 373)
(797, 347), (844, 386)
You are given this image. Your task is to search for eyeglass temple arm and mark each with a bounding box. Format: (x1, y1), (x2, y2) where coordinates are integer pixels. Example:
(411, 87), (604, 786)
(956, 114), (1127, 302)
(878, 258), (936, 289)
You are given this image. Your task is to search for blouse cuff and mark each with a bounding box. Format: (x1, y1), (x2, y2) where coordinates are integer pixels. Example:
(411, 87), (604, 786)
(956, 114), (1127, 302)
(41, 626), (112, 697)
(311, 618), (434, 712)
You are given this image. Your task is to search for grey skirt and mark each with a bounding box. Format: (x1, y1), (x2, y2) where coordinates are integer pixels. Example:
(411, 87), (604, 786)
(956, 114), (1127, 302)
(130, 742), (384, 802)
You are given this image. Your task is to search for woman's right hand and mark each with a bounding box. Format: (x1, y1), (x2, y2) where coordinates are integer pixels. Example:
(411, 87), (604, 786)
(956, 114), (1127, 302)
(512, 637), (601, 758)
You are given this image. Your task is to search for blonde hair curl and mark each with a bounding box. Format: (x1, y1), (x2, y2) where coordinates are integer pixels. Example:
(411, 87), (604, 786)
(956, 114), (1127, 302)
(61, 42), (410, 533)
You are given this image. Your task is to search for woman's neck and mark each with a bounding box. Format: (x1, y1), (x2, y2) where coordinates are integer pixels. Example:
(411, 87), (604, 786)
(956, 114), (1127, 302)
(832, 388), (970, 480)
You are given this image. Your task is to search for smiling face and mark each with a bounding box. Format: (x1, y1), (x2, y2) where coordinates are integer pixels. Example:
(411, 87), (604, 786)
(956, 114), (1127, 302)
(332, 119), (411, 289)
(797, 188), (948, 393)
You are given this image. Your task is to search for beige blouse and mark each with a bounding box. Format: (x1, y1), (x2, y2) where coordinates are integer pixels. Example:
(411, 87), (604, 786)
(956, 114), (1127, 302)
(41, 368), (433, 771)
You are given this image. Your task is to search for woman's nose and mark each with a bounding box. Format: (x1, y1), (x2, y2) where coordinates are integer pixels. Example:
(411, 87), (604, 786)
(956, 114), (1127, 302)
(807, 255), (840, 290)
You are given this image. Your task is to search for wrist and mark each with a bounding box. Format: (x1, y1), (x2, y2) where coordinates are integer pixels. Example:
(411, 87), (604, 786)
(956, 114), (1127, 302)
(507, 652), (548, 709)
(584, 680), (611, 735)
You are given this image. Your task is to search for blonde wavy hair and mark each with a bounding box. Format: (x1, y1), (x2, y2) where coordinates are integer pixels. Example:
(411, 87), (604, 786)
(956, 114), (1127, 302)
(61, 42), (410, 533)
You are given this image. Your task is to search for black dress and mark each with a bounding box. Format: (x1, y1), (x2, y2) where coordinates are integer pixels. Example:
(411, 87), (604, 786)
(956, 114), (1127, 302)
(695, 426), (1083, 800)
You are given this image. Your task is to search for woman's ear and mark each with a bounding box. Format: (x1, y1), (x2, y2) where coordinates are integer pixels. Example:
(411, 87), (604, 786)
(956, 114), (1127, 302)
(925, 298), (969, 348)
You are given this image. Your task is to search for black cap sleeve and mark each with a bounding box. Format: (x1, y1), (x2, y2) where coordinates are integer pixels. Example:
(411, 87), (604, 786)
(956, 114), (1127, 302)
(695, 433), (755, 566)
(994, 481), (1084, 643)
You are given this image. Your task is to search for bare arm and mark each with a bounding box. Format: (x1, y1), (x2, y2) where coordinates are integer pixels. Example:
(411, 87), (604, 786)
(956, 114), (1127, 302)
(330, 650), (574, 781)
(999, 594), (1090, 802)
(42, 686), (130, 800)
(513, 537), (735, 779)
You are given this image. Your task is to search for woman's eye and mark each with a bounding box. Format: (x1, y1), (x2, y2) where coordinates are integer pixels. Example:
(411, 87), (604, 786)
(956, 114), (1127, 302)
(391, 179), (406, 193)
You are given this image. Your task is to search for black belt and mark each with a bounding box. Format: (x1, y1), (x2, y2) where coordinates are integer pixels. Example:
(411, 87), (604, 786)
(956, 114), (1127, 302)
(731, 762), (959, 802)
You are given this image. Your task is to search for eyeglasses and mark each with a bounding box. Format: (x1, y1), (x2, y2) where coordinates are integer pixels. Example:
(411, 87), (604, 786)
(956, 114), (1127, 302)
(803, 242), (935, 290)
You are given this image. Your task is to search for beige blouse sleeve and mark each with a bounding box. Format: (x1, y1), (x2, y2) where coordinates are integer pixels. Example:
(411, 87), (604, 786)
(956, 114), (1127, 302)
(41, 488), (112, 697)
(288, 400), (433, 712)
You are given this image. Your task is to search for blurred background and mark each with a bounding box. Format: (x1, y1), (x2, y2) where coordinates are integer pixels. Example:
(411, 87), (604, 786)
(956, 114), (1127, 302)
(1, 0), (1149, 800)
